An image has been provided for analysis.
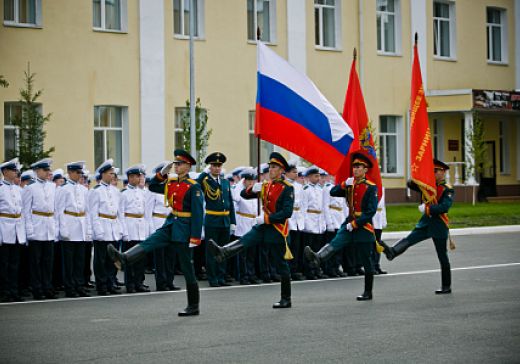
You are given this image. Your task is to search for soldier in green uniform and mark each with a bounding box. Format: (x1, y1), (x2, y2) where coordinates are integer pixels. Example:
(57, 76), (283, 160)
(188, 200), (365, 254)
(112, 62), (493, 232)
(304, 150), (379, 301)
(196, 152), (236, 287)
(108, 150), (204, 316)
(208, 152), (294, 308)
(379, 159), (454, 294)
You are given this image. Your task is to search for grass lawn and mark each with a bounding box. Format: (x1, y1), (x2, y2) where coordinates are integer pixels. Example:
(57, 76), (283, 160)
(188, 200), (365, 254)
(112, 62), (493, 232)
(386, 201), (520, 231)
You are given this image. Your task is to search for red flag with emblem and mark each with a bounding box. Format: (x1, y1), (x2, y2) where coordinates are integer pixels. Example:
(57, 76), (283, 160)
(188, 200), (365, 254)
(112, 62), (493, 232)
(410, 37), (436, 203)
(336, 51), (383, 202)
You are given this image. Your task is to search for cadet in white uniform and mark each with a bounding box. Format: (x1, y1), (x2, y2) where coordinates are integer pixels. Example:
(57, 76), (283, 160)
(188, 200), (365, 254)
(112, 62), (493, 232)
(55, 161), (91, 297)
(301, 167), (325, 279)
(372, 187), (387, 275)
(0, 158), (26, 302)
(285, 164), (304, 281)
(119, 164), (149, 293)
(23, 158), (57, 300)
(233, 168), (259, 284)
(89, 159), (122, 295)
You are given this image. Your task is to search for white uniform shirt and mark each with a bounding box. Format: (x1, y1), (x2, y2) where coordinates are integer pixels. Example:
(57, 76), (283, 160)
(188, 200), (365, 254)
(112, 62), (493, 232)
(372, 187), (387, 230)
(22, 178), (56, 241)
(89, 182), (122, 241)
(147, 188), (170, 234)
(0, 180), (26, 244)
(119, 185), (148, 241)
(287, 178), (304, 231)
(55, 179), (90, 242)
(301, 183), (325, 234)
(323, 182), (346, 231)
(232, 181), (258, 237)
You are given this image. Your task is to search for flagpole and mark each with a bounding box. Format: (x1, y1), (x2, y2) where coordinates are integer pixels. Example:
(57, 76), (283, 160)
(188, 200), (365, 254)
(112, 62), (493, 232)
(256, 27), (261, 215)
(189, 0), (196, 167)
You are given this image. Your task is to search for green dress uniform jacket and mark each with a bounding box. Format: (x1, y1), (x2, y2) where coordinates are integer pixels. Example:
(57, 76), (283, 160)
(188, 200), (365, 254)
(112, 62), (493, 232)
(197, 172), (236, 228)
(409, 180), (454, 240)
(147, 175), (204, 245)
(330, 178), (378, 244)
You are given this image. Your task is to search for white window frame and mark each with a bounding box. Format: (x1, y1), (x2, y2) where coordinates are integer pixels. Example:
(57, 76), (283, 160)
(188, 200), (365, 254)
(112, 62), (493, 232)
(3, 102), (21, 159)
(173, 0), (205, 40)
(248, 111), (273, 166)
(486, 7), (508, 64)
(376, 0), (402, 56)
(433, 0), (456, 60)
(499, 120), (510, 175)
(3, 0), (42, 28)
(379, 115), (404, 177)
(432, 118), (444, 161)
(92, 0), (128, 33)
(93, 105), (128, 174)
(314, 0), (341, 51)
(247, 0), (277, 44)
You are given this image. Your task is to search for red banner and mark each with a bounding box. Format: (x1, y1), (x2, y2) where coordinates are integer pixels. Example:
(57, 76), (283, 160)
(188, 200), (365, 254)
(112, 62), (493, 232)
(337, 57), (382, 201)
(410, 43), (436, 203)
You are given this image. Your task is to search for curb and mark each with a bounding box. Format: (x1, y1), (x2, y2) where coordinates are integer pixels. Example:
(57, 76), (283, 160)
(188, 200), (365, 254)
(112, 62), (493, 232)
(382, 225), (520, 240)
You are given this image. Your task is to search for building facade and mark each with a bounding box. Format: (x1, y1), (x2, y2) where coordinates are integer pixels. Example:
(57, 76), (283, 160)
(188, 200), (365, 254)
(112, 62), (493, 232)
(1, 0), (519, 201)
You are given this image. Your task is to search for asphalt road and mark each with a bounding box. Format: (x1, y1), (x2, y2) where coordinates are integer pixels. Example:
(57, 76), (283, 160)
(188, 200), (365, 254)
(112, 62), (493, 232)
(1, 232), (519, 364)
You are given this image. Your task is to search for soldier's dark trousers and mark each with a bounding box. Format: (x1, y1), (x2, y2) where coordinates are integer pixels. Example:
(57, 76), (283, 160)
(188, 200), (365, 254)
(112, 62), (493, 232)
(258, 244), (271, 280)
(122, 241), (145, 290)
(61, 241), (85, 294)
(371, 229), (383, 270)
(238, 245), (257, 281)
(289, 230), (303, 276)
(303, 232), (322, 278)
(0, 243), (21, 298)
(205, 227), (230, 285)
(154, 244), (177, 290)
(18, 245), (30, 291)
(342, 242), (357, 275)
(328, 227), (375, 276)
(93, 241), (116, 293)
(83, 241), (93, 284)
(53, 241), (63, 289)
(28, 240), (54, 296)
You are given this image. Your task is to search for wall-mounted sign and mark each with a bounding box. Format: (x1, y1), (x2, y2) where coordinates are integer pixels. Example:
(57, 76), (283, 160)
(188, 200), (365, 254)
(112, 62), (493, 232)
(448, 140), (459, 151)
(473, 89), (520, 111)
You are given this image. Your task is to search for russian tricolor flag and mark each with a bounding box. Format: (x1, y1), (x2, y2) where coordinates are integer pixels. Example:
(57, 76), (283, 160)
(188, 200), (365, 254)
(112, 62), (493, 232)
(255, 42), (354, 174)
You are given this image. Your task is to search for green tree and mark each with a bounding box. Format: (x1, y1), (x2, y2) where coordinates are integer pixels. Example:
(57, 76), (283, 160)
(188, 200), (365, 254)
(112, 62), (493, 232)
(0, 75), (8, 88)
(11, 64), (54, 167)
(180, 98), (212, 168)
(466, 111), (486, 183)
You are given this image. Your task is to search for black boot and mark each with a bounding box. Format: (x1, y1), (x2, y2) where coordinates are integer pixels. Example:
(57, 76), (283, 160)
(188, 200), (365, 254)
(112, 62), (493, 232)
(208, 239), (244, 263)
(107, 244), (146, 271)
(304, 244), (335, 269)
(435, 266), (452, 294)
(356, 273), (373, 301)
(273, 276), (291, 308)
(178, 283), (200, 316)
(380, 238), (412, 261)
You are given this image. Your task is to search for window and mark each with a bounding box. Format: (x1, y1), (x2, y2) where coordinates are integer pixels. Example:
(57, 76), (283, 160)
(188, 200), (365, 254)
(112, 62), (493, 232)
(94, 106), (126, 171)
(249, 111), (273, 166)
(314, 0), (339, 49)
(432, 118), (444, 160)
(174, 106), (208, 149)
(433, 1), (456, 58)
(379, 115), (403, 175)
(487, 7), (507, 63)
(3, 0), (41, 27)
(3, 103), (22, 160)
(499, 121), (510, 174)
(376, 0), (401, 54)
(247, 0), (276, 43)
(93, 0), (127, 32)
(174, 0), (204, 38)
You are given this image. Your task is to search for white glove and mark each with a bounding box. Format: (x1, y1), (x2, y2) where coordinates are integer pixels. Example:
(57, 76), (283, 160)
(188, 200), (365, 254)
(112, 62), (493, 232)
(189, 243), (198, 248)
(346, 223), (353, 232)
(345, 177), (354, 186)
(230, 224), (236, 234)
(160, 161), (175, 176)
(418, 204), (426, 214)
(252, 182), (263, 193)
(256, 215), (265, 225)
